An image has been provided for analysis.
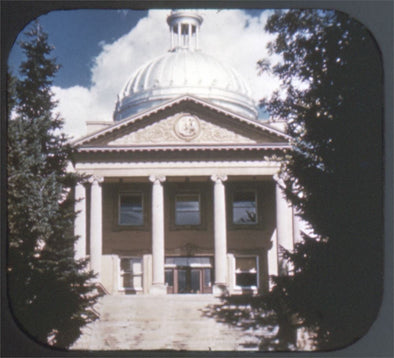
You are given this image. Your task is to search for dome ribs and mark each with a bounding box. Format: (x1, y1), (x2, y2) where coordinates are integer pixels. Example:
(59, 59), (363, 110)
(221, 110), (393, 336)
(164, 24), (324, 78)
(113, 11), (259, 121)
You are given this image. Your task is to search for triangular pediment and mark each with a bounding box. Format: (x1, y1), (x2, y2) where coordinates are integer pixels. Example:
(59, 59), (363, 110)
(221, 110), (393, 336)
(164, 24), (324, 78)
(75, 96), (288, 149)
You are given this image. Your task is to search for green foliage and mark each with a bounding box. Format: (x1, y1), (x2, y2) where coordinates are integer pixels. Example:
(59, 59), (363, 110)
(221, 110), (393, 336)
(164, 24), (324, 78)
(211, 10), (383, 351)
(260, 10), (384, 350)
(7, 21), (101, 348)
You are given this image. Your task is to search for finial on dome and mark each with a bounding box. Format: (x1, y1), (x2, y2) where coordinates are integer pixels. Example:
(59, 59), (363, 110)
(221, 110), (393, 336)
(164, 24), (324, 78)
(167, 10), (203, 51)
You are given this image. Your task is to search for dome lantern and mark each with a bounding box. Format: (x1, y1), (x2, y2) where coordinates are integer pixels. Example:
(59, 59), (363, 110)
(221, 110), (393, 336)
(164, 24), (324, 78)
(167, 11), (203, 51)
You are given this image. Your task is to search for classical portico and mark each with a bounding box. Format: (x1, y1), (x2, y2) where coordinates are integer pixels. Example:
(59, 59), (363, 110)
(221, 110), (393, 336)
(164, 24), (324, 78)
(73, 146), (297, 296)
(72, 10), (298, 296)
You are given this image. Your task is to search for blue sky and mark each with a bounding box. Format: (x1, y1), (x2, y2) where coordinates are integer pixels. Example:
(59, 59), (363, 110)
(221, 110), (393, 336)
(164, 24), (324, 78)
(8, 9), (279, 138)
(8, 10), (149, 88)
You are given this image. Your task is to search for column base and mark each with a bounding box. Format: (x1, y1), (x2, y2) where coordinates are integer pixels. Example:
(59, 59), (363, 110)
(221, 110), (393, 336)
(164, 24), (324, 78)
(150, 284), (167, 295)
(213, 283), (228, 297)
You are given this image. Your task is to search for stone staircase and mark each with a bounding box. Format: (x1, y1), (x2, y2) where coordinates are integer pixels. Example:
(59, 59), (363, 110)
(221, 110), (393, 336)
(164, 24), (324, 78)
(71, 294), (263, 351)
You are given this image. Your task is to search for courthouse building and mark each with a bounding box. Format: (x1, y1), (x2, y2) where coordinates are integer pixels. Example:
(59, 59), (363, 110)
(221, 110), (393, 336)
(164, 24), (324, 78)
(73, 10), (301, 296)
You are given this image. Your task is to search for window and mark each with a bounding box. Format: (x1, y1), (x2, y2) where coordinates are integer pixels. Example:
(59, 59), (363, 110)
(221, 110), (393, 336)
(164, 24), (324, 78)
(165, 257), (211, 267)
(119, 193), (143, 226)
(168, 183), (206, 230)
(235, 256), (258, 288)
(175, 193), (200, 226)
(233, 191), (257, 225)
(120, 258), (143, 291)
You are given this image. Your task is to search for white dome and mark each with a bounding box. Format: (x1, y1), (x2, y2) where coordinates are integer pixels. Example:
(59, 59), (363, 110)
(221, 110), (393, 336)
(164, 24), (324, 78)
(113, 11), (258, 121)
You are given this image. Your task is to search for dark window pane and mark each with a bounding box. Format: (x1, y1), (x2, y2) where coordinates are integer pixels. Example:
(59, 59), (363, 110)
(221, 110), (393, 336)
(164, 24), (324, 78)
(191, 269), (200, 292)
(120, 259), (131, 272)
(233, 191), (257, 224)
(165, 269), (174, 287)
(176, 257), (188, 266)
(236, 273), (257, 287)
(119, 194), (143, 225)
(204, 268), (211, 287)
(122, 273), (133, 288)
(175, 194), (200, 225)
(178, 270), (187, 293)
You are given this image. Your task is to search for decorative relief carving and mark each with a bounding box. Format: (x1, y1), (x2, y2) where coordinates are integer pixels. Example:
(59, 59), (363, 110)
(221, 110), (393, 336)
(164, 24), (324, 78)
(107, 113), (258, 146)
(88, 175), (104, 184)
(149, 175), (166, 184)
(174, 115), (200, 141)
(211, 174), (228, 183)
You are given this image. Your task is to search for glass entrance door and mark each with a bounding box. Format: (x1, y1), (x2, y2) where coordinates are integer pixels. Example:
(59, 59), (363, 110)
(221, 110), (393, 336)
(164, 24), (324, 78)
(165, 257), (213, 294)
(190, 269), (201, 292)
(177, 267), (202, 293)
(177, 268), (188, 293)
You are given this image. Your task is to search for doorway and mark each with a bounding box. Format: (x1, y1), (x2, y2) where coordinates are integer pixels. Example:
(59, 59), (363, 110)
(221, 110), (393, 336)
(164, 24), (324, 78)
(165, 257), (213, 294)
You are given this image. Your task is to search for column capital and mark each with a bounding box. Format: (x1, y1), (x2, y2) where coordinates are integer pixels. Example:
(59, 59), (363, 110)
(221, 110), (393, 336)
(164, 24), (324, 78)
(75, 181), (87, 189)
(88, 175), (104, 185)
(211, 174), (227, 183)
(149, 175), (166, 184)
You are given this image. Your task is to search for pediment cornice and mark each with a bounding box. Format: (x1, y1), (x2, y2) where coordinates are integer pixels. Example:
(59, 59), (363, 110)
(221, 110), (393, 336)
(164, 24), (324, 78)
(74, 95), (289, 149)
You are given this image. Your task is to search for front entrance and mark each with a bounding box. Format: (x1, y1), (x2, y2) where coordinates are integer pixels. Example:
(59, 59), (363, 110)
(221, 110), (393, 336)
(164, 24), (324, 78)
(165, 257), (213, 294)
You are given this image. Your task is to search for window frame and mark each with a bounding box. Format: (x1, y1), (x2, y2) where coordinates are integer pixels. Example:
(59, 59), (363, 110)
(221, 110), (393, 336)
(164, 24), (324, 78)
(234, 255), (259, 290)
(232, 189), (258, 226)
(118, 192), (144, 226)
(168, 183), (207, 231)
(227, 183), (264, 230)
(113, 183), (150, 231)
(118, 256), (143, 292)
(174, 192), (202, 227)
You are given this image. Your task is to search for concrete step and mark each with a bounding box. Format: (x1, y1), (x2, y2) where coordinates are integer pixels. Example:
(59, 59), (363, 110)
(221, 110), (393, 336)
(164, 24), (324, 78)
(71, 294), (263, 351)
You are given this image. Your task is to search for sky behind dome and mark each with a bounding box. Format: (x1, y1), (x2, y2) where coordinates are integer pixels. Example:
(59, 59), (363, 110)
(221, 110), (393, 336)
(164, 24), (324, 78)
(8, 9), (282, 139)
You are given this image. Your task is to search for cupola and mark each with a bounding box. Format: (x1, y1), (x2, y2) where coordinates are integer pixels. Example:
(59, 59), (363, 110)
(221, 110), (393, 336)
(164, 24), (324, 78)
(113, 10), (258, 121)
(167, 11), (203, 51)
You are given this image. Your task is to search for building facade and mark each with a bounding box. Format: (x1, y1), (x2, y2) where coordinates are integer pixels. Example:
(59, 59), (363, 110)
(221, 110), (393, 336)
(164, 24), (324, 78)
(73, 11), (300, 296)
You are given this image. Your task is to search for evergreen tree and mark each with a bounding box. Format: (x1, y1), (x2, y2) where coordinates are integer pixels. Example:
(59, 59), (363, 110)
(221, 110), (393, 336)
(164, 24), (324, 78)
(7, 21), (101, 348)
(208, 10), (383, 351)
(260, 10), (384, 349)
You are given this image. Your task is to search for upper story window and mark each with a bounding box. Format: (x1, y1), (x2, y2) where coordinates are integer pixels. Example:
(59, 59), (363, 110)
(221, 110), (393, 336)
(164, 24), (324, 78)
(232, 191), (257, 225)
(119, 193), (144, 226)
(175, 193), (200, 226)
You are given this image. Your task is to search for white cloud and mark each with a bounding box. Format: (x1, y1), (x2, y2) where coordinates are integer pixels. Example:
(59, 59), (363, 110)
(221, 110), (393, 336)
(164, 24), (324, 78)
(54, 9), (281, 140)
(53, 86), (91, 138)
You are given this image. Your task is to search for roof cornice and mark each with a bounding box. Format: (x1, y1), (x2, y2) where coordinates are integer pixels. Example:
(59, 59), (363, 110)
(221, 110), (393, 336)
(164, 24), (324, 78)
(74, 95), (289, 147)
(77, 143), (290, 153)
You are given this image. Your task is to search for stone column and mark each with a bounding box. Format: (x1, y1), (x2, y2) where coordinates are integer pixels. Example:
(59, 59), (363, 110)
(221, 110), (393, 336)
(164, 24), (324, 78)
(227, 253), (236, 294)
(196, 25), (199, 49)
(188, 23), (192, 48)
(275, 177), (294, 275)
(90, 176), (103, 281)
(211, 174), (228, 295)
(149, 175), (166, 295)
(170, 25), (174, 49)
(177, 23), (181, 47)
(74, 182), (86, 261)
(267, 229), (278, 290)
